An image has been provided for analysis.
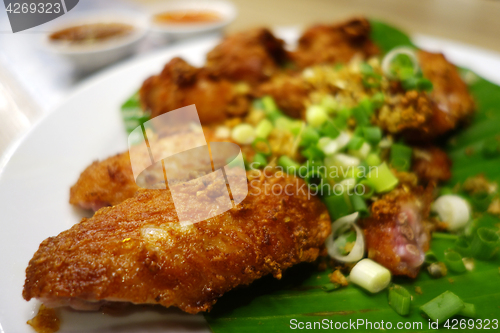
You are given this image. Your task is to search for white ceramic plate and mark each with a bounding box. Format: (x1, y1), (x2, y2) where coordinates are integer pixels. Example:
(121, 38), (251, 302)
(1, 29), (500, 333)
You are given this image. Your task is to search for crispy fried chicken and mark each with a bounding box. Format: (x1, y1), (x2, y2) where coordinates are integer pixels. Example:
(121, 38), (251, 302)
(139, 58), (249, 125)
(25, 170), (331, 314)
(205, 28), (289, 85)
(292, 17), (379, 68)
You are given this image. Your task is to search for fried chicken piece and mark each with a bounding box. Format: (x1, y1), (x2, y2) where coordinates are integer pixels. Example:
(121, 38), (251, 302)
(205, 28), (289, 85)
(411, 146), (452, 183)
(360, 181), (434, 278)
(70, 127), (233, 211)
(139, 57), (249, 125)
(24, 170), (331, 314)
(257, 72), (310, 118)
(292, 17), (379, 69)
(418, 51), (475, 135)
(376, 51), (475, 140)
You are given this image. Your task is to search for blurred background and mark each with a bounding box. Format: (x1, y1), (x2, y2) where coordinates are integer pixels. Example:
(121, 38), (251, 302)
(1, 0), (500, 160)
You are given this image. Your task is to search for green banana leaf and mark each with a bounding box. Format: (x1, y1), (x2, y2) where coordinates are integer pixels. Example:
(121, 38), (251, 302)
(205, 21), (500, 332)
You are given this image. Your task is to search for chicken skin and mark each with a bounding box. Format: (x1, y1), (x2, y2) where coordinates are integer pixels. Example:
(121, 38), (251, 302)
(292, 17), (379, 68)
(139, 57), (249, 125)
(24, 170), (331, 314)
(205, 28), (289, 85)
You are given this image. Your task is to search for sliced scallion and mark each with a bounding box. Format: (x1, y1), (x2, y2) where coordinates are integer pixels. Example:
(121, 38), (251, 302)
(251, 153), (267, 169)
(261, 96), (284, 122)
(277, 156), (300, 174)
(255, 119), (273, 139)
(459, 303), (476, 318)
(350, 194), (369, 217)
(444, 250), (466, 273)
(324, 192), (353, 221)
(358, 180), (375, 199)
(362, 126), (382, 145)
(300, 126), (320, 147)
(306, 105), (329, 128)
(390, 143), (412, 172)
(365, 152), (381, 167)
(388, 284), (411, 316)
(470, 227), (500, 260)
(347, 136), (365, 150)
(350, 259), (391, 293)
(419, 291), (465, 323)
(366, 162), (399, 193)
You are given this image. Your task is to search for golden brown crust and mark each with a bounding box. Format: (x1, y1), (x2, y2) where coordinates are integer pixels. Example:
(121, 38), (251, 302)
(139, 57), (249, 125)
(292, 17), (379, 68)
(411, 146), (452, 183)
(25, 171), (331, 314)
(205, 28), (289, 85)
(69, 152), (138, 211)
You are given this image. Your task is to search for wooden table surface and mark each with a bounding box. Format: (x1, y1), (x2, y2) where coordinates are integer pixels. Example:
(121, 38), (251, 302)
(1, 0), (500, 161)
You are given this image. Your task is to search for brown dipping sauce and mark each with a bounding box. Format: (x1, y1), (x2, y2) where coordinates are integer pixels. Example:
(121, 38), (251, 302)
(49, 23), (134, 44)
(153, 10), (222, 24)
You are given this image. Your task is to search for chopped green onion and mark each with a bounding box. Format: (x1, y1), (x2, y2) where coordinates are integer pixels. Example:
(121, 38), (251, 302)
(277, 156), (300, 174)
(459, 303), (476, 318)
(261, 95), (284, 121)
(362, 126), (382, 145)
(365, 152), (381, 167)
(371, 92), (385, 108)
(301, 145), (325, 161)
(469, 191), (493, 211)
(390, 143), (412, 172)
(300, 126), (320, 147)
(349, 259), (392, 293)
(322, 283), (341, 292)
(419, 291), (465, 323)
(262, 95), (278, 112)
(321, 95), (338, 114)
(255, 119), (273, 139)
(252, 138), (272, 157)
(349, 142), (371, 160)
(350, 194), (369, 217)
(347, 136), (365, 150)
(444, 250), (466, 273)
(358, 180), (375, 199)
(388, 285), (411, 316)
(324, 193), (353, 220)
(432, 195), (471, 232)
(454, 236), (472, 257)
(366, 162), (399, 193)
(351, 105), (370, 126)
(333, 108), (350, 129)
(251, 153), (267, 169)
(319, 120), (340, 139)
(231, 124), (255, 145)
(317, 137), (338, 155)
(424, 251), (439, 265)
(305, 169), (326, 191)
(402, 77), (433, 91)
(470, 227), (500, 260)
(306, 105), (329, 128)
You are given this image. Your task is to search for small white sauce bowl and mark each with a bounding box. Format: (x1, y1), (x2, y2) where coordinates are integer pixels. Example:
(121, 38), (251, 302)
(148, 0), (237, 41)
(43, 12), (149, 73)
